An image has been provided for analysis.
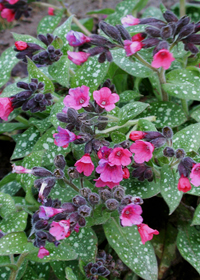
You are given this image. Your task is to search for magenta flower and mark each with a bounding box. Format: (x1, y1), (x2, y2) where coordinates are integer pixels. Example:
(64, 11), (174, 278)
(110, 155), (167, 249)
(93, 87), (119, 111)
(67, 51), (90, 65)
(124, 40), (143, 56)
(38, 246), (50, 259)
(0, 97), (14, 121)
(121, 15), (140, 27)
(123, 167), (130, 179)
(66, 30), (91, 47)
(75, 154), (94, 176)
(130, 140), (154, 164)
(96, 159), (124, 183)
(137, 223), (159, 244)
(94, 177), (120, 189)
(97, 146), (112, 160)
(49, 220), (71, 240)
(12, 164), (32, 174)
(108, 147), (132, 166)
(120, 204), (143, 227)
(177, 175), (191, 192)
(129, 131), (146, 141)
(15, 41), (28, 51)
(63, 85), (90, 110)
(53, 126), (77, 148)
(131, 33), (145, 42)
(1, 9), (15, 22)
(190, 163), (200, 187)
(39, 206), (65, 220)
(151, 49), (175, 70)
(8, 0), (19, 4)
(48, 7), (54, 16)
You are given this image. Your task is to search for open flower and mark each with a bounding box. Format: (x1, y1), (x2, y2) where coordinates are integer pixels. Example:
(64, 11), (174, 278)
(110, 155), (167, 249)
(93, 87), (119, 111)
(75, 154), (94, 176)
(53, 126), (77, 148)
(1, 9), (15, 22)
(94, 177), (120, 189)
(108, 147), (132, 166)
(38, 206), (65, 220)
(120, 204), (143, 226)
(38, 246), (50, 259)
(130, 140), (154, 164)
(63, 85), (90, 110)
(67, 51), (90, 65)
(66, 30), (91, 47)
(151, 49), (175, 70)
(96, 159), (124, 183)
(49, 220), (71, 240)
(137, 223), (159, 244)
(121, 15), (140, 27)
(190, 163), (200, 187)
(124, 40), (143, 56)
(177, 175), (191, 192)
(0, 97), (14, 121)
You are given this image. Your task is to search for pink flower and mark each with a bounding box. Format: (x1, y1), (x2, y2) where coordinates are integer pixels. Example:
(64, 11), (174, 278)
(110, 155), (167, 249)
(190, 163), (200, 187)
(137, 223), (159, 244)
(120, 204), (143, 227)
(48, 7), (54, 16)
(177, 175), (192, 192)
(38, 247), (50, 259)
(63, 85), (90, 110)
(53, 126), (77, 148)
(15, 41), (28, 51)
(8, 0), (19, 4)
(96, 159), (124, 183)
(0, 4), (4, 11)
(97, 146), (112, 160)
(49, 220), (71, 240)
(151, 49), (175, 70)
(121, 15), (140, 27)
(124, 40), (143, 56)
(93, 87), (119, 111)
(39, 206), (65, 220)
(67, 51), (90, 65)
(94, 177), (120, 189)
(123, 167), (130, 179)
(75, 154), (94, 176)
(131, 33), (145, 42)
(12, 164), (32, 174)
(1, 8), (15, 22)
(130, 140), (154, 164)
(108, 147), (132, 166)
(0, 97), (14, 121)
(66, 30), (91, 47)
(129, 131), (146, 141)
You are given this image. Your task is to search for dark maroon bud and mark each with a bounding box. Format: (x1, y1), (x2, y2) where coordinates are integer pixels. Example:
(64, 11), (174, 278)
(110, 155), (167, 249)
(54, 155), (66, 170)
(144, 168), (153, 180)
(32, 211), (40, 223)
(78, 205), (92, 217)
(185, 43), (199, 54)
(48, 45), (55, 53)
(38, 34), (49, 46)
(178, 160), (192, 177)
(89, 34), (116, 48)
(47, 33), (55, 44)
(88, 192), (100, 205)
(34, 93), (44, 102)
(162, 126), (173, 139)
(96, 119), (108, 131)
(112, 270), (120, 277)
(97, 250), (106, 261)
(38, 82), (45, 90)
(115, 24), (131, 40)
(121, 195), (133, 205)
(14, 90), (33, 101)
(55, 49), (62, 56)
(46, 232), (56, 242)
(113, 186), (125, 201)
(88, 46), (106, 56)
(53, 212), (68, 221)
(92, 139), (109, 152)
(35, 220), (49, 230)
(74, 134), (91, 144)
(182, 157), (196, 170)
(98, 266), (110, 276)
(68, 167), (79, 179)
(96, 261), (104, 266)
(34, 178), (44, 189)
(62, 202), (77, 213)
(146, 22), (166, 29)
(84, 140), (93, 154)
(99, 189), (112, 201)
(140, 17), (162, 24)
(185, 34), (200, 44)
(56, 112), (69, 123)
(22, 98), (36, 111)
(54, 240), (60, 246)
(29, 82), (37, 92)
(175, 16), (191, 36)
(98, 52), (106, 63)
(43, 177), (56, 188)
(175, 148), (186, 159)
(69, 212), (79, 227)
(195, 22), (200, 33)
(119, 140), (130, 149)
(84, 102), (95, 112)
(150, 137), (166, 148)
(99, 21), (123, 45)
(72, 195), (87, 207)
(105, 199), (119, 210)
(78, 216), (86, 227)
(118, 204), (125, 214)
(34, 238), (46, 248)
(145, 26), (161, 37)
(105, 51), (113, 62)
(178, 23), (195, 41)
(143, 131), (164, 140)
(142, 38), (161, 48)
(153, 41), (169, 56)
(17, 81), (29, 89)
(53, 168), (64, 179)
(90, 267), (98, 275)
(161, 25), (173, 39)
(68, 108), (78, 122)
(36, 231), (48, 240)
(163, 10), (178, 22)
(32, 167), (53, 177)
(0, 230), (5, 239)
(80, 187), (92, 198)
(51, 198), (61, 208)
(163, 146), (175, 157)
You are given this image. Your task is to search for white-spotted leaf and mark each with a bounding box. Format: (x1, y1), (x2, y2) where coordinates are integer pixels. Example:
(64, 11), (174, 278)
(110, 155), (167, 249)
(48, 55), (70, 87)
(37, 11), (63, 34)
(118, 102), (149, 125)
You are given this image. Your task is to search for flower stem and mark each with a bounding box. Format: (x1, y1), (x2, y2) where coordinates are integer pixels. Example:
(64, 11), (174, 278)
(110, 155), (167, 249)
(63, 177), (79, 192)
(15, 115), (29, 126)
(134, 53), (158, 72)
(180, 0), (186, 17)
(158, 67), (168, 101)
(9, 253), (28, 280)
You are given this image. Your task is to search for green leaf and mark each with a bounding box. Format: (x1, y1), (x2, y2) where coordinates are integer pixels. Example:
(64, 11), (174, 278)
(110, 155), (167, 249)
(0, 47), (19, 88)
(50, 181), (77, 203)
(28, 262), (51, 279)
(29, 117), (52, 134)
(111, 131), (126, 143)
(27, 58), (54, 92)
(0, 232), (34, 255)
(11, 126), (40, 160)
(65, 267), (77, 280)
(0, 122), (27, 133)
(22, 266), (39, 280)
(49, 98), (65, 128)
(0, 192), (16, 218)
(173, 123), (200, 152)
(71, 56), (109, 92)
(177, 224), (200, 274)
(71, 18), (93, 33)
(53, 15), (73, 54)
(118, 102), (149, 125)
(149, 74), (162, 101)
(37, 11), (63, 34)
(0, 211), (28, 233)
(12, 33), (46, 48)
(87, 8), (115, 15)
(51, 261), (86, 280)
(163, 69), (200, 101)
(0, 173), (22, 195)
(191, 106), (200, 122)
(33, 127), (70, 166)
(48, 55), (70, 87)
(138, 101), (187, 128)
(137, 119), (157, 131)
(142, 6), (164, 20)
(103, 215), (158, 280)
(112, 49), (153, 78)
(123, 178), (160, 199)
(192, 204), (200, 225)
(86, 205), (111, 227)
(1, 78), (28, 97)
(119, 90), (141, 103)
(126, 25), (147, 34)
(160, 165), (182, 214)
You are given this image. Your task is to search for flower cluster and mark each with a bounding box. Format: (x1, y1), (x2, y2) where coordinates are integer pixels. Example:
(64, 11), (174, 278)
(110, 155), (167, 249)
(0, 0), (31, 22)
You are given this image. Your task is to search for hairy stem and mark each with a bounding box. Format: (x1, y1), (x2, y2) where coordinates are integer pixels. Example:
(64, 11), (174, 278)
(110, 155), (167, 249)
(158, 67), (168, 101)
(134, 53), (158, 72)
(9, 253), (28, 280)
(15, 115), (29, 126)
(180, 0), (186, 17)
(63, 177), (79, 192)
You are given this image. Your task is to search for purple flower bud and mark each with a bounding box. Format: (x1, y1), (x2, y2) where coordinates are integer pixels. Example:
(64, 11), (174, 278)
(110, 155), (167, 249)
(185, 43), (199, 54)
(115, 24), (131, 40)
(99, 189), (112, 202)
(105, 199), (119, 210)
(177, 23), (195, 41)
(161, 25), (173, 39)
(35, 220), (49, 230)
(121, 195), (132, 205)
(32, 167), (53, 177)
(113, 186), (125, 201)
(163, 10), (178, 22)
(142, 38), (161, 48)
(68, 167), (80, 179)
(72, 195), (87, 207)
(54, 155), (66, 170)
(163, 146), (175, 157)
(175, 16), (190, 36)
(131, 196), (143, 205)
(80, 187), (92, 198)
(53, 168), (64, 179)
(88, 193), (100, 205)
(66, 30), (91, 47)
(78, 205), (92, 217)
(17, 81), (29, 90)
(150, 137), (166, 148)
(99, 21), (123, 45)
(61, 202), (77, 213)
(145, 26), (161, 37)
(176, 148), (186, 159)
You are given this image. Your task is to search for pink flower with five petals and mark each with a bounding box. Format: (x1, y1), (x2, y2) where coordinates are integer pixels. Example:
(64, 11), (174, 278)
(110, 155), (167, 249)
(53, 126), (77, 148)
(108, 147), (132, 166)
(93, 87), (119, 111)
(94, 177), (120, 189)
(151, 49), (175, 70)
(66, 30), (91, 47)
(120, 204), (143, 227)
(49, 220), (71, 240)
(124, 40), (143, 56)
(0, 97), (14, 121)
(63, 85), (90, 110)
(67, 51), (90, 65)
(190, 163), (200, 187)
(38, 206), (66, 220)
(137, 223), (159, 244)
(130, 140), (154, 164)
(75, 154), (94, 176)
